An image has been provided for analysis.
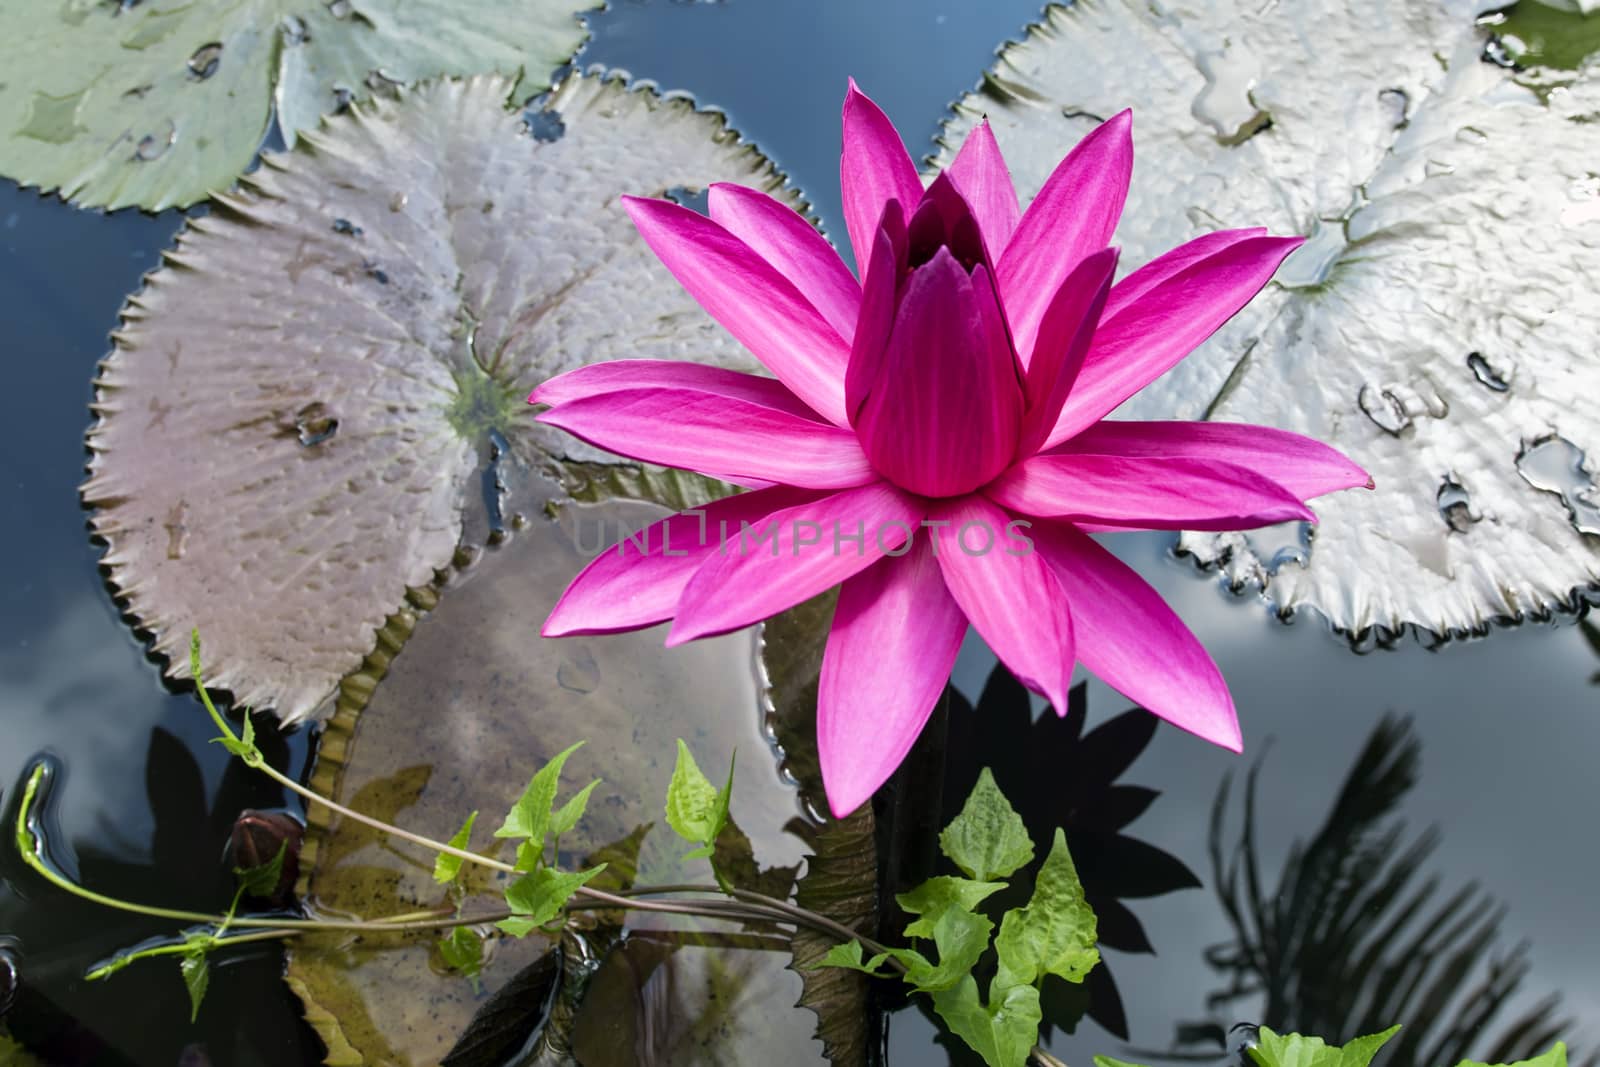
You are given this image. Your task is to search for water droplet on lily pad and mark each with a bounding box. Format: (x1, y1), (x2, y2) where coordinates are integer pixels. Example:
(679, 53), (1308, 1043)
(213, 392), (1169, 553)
(185, 42), (222, 81)
(1516, 434), (1600, 535)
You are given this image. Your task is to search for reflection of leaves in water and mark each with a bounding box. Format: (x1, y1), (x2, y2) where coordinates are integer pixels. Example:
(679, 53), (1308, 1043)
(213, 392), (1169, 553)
(1579, 618), (1600, 685)
(935, 0), (1600, 637)
(570, 931), (806, 1067)
(940, 666), (1200, 1041)
(4, 731), (312, 1066)
(440, 944), (562, 1067)
(83, 72), (792, 722)
(1192, 716), (1591, 1067)
(80, 721), (294, 911)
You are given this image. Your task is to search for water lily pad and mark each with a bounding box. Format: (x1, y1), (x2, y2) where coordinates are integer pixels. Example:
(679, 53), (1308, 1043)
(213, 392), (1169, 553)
(84, 72), (790, 720)
(935, 0), (1600, 636)
(287, 476), (826, 1064)
(0, 0), (600, 210)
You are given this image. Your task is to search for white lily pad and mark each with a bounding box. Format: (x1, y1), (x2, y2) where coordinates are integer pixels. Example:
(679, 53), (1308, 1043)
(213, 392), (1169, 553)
(935, 0), (1600, 637)
(0, 0), (600, 210)
(83, 72), (786, 721)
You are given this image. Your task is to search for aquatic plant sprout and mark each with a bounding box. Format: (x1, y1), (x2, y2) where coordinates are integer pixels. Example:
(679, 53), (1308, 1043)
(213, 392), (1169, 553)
(530, 81), (1370, 816)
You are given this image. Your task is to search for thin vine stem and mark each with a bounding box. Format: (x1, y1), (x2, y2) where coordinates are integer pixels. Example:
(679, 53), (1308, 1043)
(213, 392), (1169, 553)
(619, 882), (898, 964)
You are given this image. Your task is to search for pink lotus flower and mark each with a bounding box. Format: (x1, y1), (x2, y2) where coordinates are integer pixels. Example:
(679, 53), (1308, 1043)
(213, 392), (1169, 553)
(530, 81), (1369, 817)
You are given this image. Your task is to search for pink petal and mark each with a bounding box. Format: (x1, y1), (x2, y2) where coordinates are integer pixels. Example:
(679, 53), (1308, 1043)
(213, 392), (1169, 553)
(928, 496), (1075, 714)
(1016, 247), (1119, 458)
(840, 80), (925, 275)
(1102, 228), (1268, 320)
(1032, 521), (1240, 750)
(985, 453), (1315, 530)
(667, 482), (928, 643)
(944, 120), (1021, 256)
(844, 200), (908, 425)
(998, 110), (1132, 368)
(623, 195), (850, 425)
(856, 250), (1022, 497)
(537, 387), (877, 489)
(531, 360), (817, 420)
(707, 183), (862, 343)
(1044, 235), (1304, 447)
(818, 540), (967, 816)
(1061, 420), (1373, 498)
(544, 486), (825, 636)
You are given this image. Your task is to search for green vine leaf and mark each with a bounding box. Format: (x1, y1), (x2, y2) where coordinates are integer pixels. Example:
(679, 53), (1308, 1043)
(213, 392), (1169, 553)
(896, 876), (1005, 940)
(898, 906), (993, 995)
(939, 768), (1034, 882)
(993, 829), (1099, 989)
(1249, 1025), (1402, 1067)
(1459, 1045), (1570, 1067)
(495, 741), (585, 851)
(664, 739), (733, 860)
(233, 839), (289, 900)
(1101, 1035), (1569, 1067)
(500, 863), (606, 933)
(549, 780), (600, 838)
(929, 974), (1042, 1067)
(179, 945), (210, 1023)
(816, 939), (893, 976)
(432, 811), (479, 885)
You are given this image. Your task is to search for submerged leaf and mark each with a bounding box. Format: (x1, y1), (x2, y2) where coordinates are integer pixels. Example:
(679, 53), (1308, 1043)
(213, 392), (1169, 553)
(937, 0), (1600, 635)
(84, 73), (791, 721)
(439, 927), (485, 990)
(0, 0), (599, 210)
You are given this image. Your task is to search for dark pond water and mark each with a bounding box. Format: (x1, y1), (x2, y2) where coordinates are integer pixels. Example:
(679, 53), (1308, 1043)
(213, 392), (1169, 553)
(2, 1), (1598, 1065)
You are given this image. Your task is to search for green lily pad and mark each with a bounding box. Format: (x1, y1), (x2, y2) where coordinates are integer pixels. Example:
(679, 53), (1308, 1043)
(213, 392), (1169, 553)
(286, 468), (827, 1064)
(83, 72), (789, 721)
(936, 0), (1600, 638)
(1485, 3), (1600, 71)
(0, 0), (600, 210)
